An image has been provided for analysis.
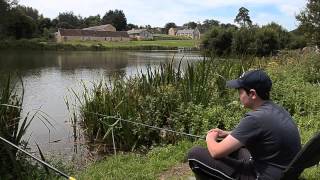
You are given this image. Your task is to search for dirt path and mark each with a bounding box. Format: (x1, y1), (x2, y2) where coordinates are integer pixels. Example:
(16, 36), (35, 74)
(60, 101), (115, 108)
(158, 163), (194, 180)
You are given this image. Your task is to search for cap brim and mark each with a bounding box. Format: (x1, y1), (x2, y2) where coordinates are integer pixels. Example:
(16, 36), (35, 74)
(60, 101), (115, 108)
(226, 80), (241, 88)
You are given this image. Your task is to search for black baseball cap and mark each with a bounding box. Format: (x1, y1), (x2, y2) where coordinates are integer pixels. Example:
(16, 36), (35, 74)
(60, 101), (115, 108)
(226, 69), (272, 94)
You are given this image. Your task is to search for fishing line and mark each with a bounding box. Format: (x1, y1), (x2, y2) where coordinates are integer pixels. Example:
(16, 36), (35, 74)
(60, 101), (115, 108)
(0, 136), (76, 180)
(69, 103), (205, 140)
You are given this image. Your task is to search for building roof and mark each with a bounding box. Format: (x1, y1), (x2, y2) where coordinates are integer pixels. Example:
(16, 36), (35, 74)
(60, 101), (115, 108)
(82, 24), (116, 31)
(58, 29), (129, 37)
(127, 29), (150, 34)
(176, 29), (197, 34)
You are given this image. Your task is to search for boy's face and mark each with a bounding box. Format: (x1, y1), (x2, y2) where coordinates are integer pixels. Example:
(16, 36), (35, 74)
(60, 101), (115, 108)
(238, 88), (253, 109)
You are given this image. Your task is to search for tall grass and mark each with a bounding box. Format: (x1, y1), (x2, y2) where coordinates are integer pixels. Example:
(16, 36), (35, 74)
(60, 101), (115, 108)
(0, 75), (33, 179)
(75, 57), (255, 152)
(0, 75), (63, 179)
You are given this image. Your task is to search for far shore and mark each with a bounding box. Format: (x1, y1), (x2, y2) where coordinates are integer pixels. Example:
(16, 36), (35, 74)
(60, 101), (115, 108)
(0, 39), (200, 51)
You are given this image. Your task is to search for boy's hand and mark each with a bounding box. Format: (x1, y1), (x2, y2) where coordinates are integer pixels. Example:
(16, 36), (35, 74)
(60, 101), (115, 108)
(206, 131), (219, 142)
(208, 128), (230, 138)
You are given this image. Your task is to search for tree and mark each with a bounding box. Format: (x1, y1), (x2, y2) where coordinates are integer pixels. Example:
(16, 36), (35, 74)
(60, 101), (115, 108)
(57, 11), (82, 29)
(183, 21), (197, 29)
(296, 0), (320, 46)
(263, 22), (290, 49)
(83, 15), (101, 27)
(102, 9), (127, 31)
(16, 5), (39, 21)
(38, 17), (52, 33)
(200, 19), (220, 33)
(254, 26), (280, 56)
(126, 23), (138, 30)
(232, 27), (256, 55)
(234, 7), (252, 28)
(202, 27), (234, 56)
(0, 0), (17, 37)
(164, 22), (177, 34)
(7, 11), (37, 39)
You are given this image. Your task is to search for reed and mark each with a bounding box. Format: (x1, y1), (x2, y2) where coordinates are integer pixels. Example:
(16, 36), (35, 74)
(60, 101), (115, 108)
(75, 56), (254, 152)
(0, 75), (32, 178)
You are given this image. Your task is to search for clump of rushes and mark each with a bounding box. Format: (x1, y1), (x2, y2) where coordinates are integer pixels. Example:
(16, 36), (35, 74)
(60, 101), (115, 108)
(76, 57), (252, 153)
(0, 75), (56, 179)
(0, 75), (31, 179)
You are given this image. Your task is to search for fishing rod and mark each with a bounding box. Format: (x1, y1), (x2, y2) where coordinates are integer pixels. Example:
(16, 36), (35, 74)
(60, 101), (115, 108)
(0, 136), (76, 180)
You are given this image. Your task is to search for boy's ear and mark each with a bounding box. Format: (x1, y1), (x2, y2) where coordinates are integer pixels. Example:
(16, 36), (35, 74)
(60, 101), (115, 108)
(249, 89), (257, 99)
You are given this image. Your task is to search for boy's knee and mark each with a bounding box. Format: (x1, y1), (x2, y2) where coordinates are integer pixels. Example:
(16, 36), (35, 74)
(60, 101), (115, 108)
(187, 146), (206, 160)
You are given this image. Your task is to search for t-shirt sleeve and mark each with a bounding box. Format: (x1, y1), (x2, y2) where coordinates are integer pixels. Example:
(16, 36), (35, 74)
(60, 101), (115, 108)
(231, 115), (261, 146)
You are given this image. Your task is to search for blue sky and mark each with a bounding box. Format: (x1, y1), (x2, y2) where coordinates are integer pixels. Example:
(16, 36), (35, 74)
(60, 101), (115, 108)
(19, 0), (306, 31)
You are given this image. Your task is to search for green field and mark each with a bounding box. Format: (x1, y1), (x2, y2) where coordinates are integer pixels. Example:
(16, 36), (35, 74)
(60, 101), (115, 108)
(0, 39), (200, 51)
(64, 39), (199, 48)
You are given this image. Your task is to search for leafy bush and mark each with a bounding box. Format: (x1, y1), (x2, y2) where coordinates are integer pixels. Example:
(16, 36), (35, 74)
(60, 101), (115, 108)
(202, 27), (235, 56)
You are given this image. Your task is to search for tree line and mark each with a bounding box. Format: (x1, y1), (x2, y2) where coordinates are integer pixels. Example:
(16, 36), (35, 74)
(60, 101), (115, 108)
(0, 0), (130, 39)
(0, 0), (318, 56)
(201, 5), (320, 57)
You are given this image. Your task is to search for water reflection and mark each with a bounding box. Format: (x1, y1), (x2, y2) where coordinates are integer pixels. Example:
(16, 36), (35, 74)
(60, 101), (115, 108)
(0, 50), (202, 159)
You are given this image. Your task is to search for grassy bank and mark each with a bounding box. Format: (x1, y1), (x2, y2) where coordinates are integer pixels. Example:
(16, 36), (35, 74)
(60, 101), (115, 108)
(0, 39), (199, 51)
(75, 51), (320, 179)
(77, 141), (199, 180)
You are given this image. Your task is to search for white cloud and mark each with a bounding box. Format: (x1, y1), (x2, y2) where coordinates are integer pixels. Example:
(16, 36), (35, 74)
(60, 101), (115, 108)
(18, 0), (306, 30)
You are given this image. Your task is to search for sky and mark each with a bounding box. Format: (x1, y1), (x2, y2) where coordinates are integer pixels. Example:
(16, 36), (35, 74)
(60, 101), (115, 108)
(19, 0), (307, 31)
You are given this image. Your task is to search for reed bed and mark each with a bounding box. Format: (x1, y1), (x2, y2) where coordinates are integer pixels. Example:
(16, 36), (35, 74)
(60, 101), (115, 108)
(0, 75), (63, 179)
(75, 57), (257, 152)
(0, 75), (33, 179)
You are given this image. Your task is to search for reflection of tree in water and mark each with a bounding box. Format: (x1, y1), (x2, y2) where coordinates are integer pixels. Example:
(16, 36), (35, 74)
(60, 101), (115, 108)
(0, 51), (57, 72)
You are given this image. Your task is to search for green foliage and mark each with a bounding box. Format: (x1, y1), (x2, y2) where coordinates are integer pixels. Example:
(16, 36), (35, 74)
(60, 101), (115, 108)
(231, 27), (256, 55)
(183, 21), (198, 29)
(234, 7), (252, 28)
(199, 19), (220, 33)
(202, 27), (235, 56)
(296, 0), (320, 46)
(83, 15), (101, 28)
(76, 58), (248, 152)
(153, 34), (191, 40)
(16, 5), (39, 21)
(102, 9), (127, 31)
(264, 22), (290, 49)
(57, 11), (82, 29)
(164, 22), (177, 34)
(202, 20), (307, 57)
(287, 32), (307, 49)
(0, 75), (35, 179)
(254, 26), (280, 56)
(78, 140), (198, 180)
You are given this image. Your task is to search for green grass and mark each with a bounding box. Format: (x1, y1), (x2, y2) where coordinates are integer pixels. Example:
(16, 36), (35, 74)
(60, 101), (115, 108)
(77, 140), (200, 180)
(0, 39), (199, 51)
(153, 34), (192, 40)
(64, 39), (198, 48)
(76, 136), (320, 179)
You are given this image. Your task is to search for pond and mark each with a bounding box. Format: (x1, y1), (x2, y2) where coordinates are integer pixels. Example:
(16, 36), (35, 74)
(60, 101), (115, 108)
(0, 50), (202, 158)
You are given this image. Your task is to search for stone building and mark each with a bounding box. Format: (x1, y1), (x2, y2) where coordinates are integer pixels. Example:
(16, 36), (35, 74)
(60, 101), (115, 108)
(176, 28), (200, 39)
(168, 27), (178, 36)
(55, 29), (129, 42)
(127, 29), (153, 40)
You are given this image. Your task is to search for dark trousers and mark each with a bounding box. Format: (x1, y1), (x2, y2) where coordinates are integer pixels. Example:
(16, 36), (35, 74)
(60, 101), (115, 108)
(188, 146), (257, 180)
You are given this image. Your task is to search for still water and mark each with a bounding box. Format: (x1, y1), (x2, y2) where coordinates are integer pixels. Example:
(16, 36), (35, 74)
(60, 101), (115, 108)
(0, 50), (202, 157)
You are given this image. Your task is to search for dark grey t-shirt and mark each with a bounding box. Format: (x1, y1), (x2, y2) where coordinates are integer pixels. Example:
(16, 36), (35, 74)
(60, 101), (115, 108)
(231, 101), (301, 180)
